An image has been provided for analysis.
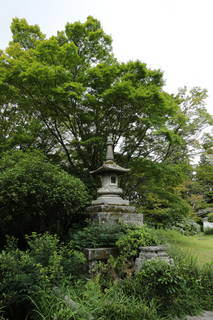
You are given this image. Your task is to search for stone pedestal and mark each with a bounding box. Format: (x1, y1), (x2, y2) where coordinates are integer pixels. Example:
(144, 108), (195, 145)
(86, 204), (143, 226)
(203, 217), (213, 232)
(84, 247), (119, 273)
(135, 245), (174, 272)
(84, 247), (118, 261)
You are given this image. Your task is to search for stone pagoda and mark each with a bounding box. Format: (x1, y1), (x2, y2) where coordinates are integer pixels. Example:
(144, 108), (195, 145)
(86, 136), (143, 225)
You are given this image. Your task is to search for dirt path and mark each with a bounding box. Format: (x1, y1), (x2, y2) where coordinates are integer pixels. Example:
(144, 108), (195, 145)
(186, 311), (213, 320)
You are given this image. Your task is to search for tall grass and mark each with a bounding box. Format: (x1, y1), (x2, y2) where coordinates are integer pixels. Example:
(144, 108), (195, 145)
(29, 279), (160, 320)
(155, 229), (213, 265)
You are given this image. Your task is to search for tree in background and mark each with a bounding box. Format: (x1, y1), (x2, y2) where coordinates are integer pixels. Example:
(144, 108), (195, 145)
(0, 18), (188, 169)
(195, 131), (213, 206)
(0, 17), (212, 227)
(182, 131), (213, 219)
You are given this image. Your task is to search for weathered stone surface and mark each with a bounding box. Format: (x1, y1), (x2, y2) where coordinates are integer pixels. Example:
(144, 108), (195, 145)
(203, 219), (213, 231)
(86, 204), (136, 213)
(92, 196), (129, 206)
(139, 245), (167, 252)
(87, 211), (143, 226)
(185, 311), (213, 320)
(84, 247), (118, 261)
(87, 136), (144, 224)
(197, 207), (213, 217)
(157, 251), (168, 257)
(121, 213), (144, 226)
(135, 245), (174, 272)
(90, 136), (130, 207)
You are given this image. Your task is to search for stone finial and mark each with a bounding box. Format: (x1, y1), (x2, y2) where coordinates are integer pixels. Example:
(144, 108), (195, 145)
(106, 136), (114, 161)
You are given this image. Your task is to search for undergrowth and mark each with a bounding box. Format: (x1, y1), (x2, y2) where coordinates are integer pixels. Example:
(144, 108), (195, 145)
(0, 227), (212, 320)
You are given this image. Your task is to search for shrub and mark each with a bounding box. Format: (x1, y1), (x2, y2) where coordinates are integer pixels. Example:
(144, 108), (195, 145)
(169, 246), (213, 311)
(199, 263), (213, 309)
(30, 279), (160, 320)
(170, 218), (201, 235)
(120, 248), (213, 319)
(0, 233), (86, 320)
(98, 285), (160, 320)
(0, 150), (89, 243)
(116, 226), (164, 259)
(121, 259), (202, 319)
(70, 222), (127, 248)
(32, 259), (213, 320)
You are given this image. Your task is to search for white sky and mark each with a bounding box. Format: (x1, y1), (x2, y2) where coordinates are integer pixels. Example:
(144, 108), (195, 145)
(0, 0), (213, 116)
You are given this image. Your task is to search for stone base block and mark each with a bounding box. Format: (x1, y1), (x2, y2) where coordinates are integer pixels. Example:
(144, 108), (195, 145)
(84, 247), (118, 261)
(135, 245), (174, 272)
(92, 197), (129, 206)
(86, 204), (136, 214)
(87, 211), (144, 226)
(86, 204), (143, 226)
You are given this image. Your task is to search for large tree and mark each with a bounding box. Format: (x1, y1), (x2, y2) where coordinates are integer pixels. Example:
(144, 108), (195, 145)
(0, 18), (190, 170)
(0, 17), (212, 222)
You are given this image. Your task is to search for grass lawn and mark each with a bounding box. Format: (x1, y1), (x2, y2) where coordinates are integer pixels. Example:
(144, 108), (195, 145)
(159, 231), (213, 265)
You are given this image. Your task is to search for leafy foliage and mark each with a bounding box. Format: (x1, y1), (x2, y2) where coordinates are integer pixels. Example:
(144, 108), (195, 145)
(196, 157), (213, 205)
(0, 17), (212, 226)
(125, 158), (193, 227)
(170, 217), (201, 235)
(204, 228), (213, 235)
(0, 150), (88, 243)
(0, 233), (86, 320)
(121, 255), (213, 318)
(116, 226), (163, 259)
(69, 222), (127, 248)
(1, 18), (211, 175)
(29, 278), (160, 320)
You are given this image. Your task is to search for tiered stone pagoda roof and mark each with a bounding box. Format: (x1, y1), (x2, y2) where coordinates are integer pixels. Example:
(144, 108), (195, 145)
(91, 136), (130, 175)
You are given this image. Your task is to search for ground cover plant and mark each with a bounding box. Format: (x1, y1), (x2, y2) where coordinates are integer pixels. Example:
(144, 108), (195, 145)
(29, 279), (160, 320)
(27, 246), (213, 320)
(120, 256), (213, 319)
(0, 226), (212, 320)
(0, 233), (86, 320)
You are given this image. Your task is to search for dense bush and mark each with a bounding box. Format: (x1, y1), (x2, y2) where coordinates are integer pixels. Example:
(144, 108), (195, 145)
(120, 253), (213, 319)
(30, 279), (160, 320)
(29, 251), (213, 320)
(70, 222), (128, 248)
(170, 217), (201, 235)
(0, 150), (89, 243)
(1, 229), (212, 320)
(70, 223), (164, 259)
(116, 226), (164, 258)
(0, 233), (86, 320)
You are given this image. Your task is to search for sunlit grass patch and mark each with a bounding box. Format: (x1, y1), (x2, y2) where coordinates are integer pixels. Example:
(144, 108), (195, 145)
(157, 230), (213, 265)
